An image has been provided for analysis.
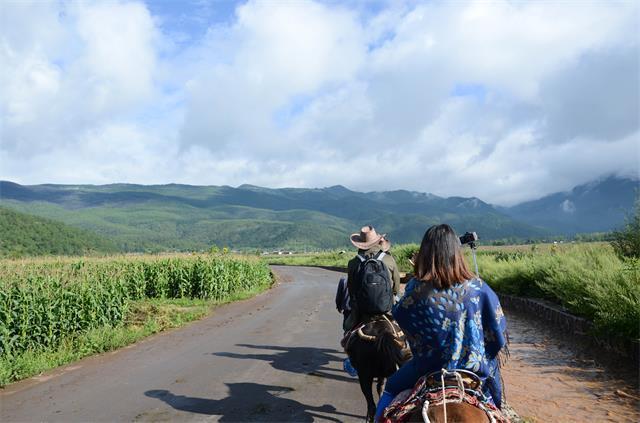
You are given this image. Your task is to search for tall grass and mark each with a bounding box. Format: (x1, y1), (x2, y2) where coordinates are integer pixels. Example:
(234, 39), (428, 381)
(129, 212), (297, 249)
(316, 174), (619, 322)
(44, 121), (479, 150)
(266, 243), (640, 341)
(0, 255), (272, 365)
(391, 243), (420, 271)
(408, 243), (639, 340)
(476, 245), (640, 340)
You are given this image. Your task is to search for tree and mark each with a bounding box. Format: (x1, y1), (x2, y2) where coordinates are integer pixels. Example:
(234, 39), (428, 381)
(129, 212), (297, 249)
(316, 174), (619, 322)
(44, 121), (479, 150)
(611, 197), (640, 259)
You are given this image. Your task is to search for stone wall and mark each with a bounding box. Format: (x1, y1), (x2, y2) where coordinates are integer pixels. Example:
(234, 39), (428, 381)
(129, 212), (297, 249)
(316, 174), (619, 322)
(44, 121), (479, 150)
(499, 293), (639, 362)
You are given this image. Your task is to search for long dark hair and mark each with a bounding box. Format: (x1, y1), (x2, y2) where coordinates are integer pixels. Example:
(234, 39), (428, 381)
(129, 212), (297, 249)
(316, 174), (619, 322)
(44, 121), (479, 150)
(413, 224), (475, 289)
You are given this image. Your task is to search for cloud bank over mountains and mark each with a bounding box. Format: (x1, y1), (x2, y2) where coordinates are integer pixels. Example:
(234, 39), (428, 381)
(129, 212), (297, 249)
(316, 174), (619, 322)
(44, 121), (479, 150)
(1, 0), (638, 205)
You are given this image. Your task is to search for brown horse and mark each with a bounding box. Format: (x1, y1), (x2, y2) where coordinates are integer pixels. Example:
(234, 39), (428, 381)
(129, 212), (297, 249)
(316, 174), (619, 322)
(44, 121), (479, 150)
(344, 314), (412, 422)
(383, 370), (505, 423)
(405, 402), (490, 422)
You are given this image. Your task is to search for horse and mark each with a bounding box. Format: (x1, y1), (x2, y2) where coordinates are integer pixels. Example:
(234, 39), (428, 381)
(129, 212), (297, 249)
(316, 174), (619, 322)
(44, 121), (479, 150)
(407, 403), (489, 422)
(343, 314), (412, 422)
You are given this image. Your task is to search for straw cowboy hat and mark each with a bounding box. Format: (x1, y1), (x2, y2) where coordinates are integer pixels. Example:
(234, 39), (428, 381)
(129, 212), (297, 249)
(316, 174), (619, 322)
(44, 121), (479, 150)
(350, 226), (390, 251)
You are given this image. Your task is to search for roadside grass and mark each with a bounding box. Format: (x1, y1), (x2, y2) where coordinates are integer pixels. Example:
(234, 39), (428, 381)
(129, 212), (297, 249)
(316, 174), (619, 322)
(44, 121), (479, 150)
(477, 245), (640, 340)
(263, 243), (420, 271)
(0, 284), (270, 386)
(264, 251), (348, 268)
(265, 243), (640, 343)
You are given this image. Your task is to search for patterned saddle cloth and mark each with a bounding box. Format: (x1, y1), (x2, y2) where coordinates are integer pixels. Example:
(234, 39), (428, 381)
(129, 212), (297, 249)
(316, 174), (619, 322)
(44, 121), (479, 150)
(381, 370), (510, 423)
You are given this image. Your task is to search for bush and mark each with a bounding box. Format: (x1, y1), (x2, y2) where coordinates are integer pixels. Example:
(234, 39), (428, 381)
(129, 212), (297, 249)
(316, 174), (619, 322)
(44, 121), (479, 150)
(610, 198), (640, 259)
(391, 243), (419, 272)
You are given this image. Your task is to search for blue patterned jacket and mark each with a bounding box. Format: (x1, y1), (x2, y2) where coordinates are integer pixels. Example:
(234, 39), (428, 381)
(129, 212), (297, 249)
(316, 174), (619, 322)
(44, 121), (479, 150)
(392, 277), (507, 406)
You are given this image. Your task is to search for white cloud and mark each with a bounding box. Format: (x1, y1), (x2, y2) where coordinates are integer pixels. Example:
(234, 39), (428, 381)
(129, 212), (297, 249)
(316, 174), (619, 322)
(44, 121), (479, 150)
(0, 0), (161, 156)
(561, 200), (576, 214)
(443, 1), (636, 100)
(74, 1), (158, 107)
(179, 0), (366, 154)
(235, 0), (364, 93)
(1, 0), (638, 205)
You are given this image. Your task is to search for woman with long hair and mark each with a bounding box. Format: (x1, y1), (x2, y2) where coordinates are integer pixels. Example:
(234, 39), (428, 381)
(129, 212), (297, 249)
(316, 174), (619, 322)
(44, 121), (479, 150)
(375, 224), (508, 420)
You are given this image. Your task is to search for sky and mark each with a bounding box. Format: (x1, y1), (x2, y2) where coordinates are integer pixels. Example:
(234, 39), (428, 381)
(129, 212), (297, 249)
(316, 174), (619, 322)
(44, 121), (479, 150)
(1, 0), (638, 205)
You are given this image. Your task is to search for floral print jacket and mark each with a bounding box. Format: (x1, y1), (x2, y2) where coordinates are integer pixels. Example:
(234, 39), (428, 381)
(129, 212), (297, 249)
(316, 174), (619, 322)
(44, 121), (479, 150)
(392, 277), (508, 406)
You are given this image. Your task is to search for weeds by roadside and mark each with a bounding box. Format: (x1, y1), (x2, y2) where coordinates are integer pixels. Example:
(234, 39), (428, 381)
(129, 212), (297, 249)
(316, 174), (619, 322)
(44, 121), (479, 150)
(265, 243), (640, 343)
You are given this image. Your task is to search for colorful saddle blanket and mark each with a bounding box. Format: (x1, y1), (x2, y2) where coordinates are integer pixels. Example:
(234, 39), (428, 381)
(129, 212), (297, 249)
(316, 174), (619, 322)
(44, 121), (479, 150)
(381, 372), (510, 423)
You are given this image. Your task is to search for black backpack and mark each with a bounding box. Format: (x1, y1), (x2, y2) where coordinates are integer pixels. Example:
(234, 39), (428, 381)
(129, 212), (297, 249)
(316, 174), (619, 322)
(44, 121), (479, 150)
(353, 251), (393, 314)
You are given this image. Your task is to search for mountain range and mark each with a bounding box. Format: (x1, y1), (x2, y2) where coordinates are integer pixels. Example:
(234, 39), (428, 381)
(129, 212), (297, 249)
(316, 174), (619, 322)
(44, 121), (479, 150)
(505, 177), (638, 234)
(0, 176), (636, 252)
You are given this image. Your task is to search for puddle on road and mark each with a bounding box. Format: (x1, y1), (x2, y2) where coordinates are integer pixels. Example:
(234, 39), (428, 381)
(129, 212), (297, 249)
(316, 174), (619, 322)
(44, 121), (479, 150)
(502, 310), (639, 422)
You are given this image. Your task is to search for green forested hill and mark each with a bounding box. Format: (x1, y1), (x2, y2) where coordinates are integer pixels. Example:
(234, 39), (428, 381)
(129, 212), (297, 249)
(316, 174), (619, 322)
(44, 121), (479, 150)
(0, 181), (547, 251)
(0, 207), (118, 257)
(0, 177), (634, 252)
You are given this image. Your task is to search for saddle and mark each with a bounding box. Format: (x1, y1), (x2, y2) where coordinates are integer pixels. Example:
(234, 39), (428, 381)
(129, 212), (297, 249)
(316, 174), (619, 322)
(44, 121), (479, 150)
(424, 369), (482, 392)
(381, 369), (510, 423)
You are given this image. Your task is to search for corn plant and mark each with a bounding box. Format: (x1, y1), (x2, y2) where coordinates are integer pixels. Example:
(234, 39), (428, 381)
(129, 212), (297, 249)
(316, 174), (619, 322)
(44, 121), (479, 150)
(0, 254), (272, 360)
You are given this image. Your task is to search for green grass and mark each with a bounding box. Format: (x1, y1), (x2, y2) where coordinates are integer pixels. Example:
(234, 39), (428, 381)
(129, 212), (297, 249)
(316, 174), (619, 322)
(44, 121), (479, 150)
(477, 244), (640, 340)
(0, 299), (206, 385)
(266, 243), (640, 342)
(264, 243), (419, 271)
(264, 251), (350, 267)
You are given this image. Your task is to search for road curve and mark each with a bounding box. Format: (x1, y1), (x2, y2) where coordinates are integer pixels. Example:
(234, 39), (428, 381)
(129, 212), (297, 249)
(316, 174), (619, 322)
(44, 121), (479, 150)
(1, 266), (364, 422)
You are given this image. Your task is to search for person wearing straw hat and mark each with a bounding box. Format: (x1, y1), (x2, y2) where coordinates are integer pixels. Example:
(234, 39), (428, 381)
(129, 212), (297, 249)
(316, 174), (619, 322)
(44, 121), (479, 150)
(343, 226), (401, 331)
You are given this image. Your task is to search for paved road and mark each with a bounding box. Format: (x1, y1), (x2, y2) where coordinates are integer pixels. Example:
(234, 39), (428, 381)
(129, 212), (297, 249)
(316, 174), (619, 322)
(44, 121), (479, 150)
(1, 266), (364, 422)
(3, 266), (638, 422)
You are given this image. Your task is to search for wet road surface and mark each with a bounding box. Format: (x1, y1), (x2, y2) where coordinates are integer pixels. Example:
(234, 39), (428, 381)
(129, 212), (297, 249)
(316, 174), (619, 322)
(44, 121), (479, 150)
(1, 266), (638, 422)
(502, 310), (639, 422)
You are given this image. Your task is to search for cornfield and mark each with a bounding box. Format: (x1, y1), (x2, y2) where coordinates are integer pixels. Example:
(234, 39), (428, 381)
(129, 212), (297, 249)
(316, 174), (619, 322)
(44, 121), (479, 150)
(0, 254), (272, 361)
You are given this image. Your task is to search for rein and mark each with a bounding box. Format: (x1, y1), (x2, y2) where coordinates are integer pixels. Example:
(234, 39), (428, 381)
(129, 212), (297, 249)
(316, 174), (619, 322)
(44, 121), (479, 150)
(421, 369), (466, 423)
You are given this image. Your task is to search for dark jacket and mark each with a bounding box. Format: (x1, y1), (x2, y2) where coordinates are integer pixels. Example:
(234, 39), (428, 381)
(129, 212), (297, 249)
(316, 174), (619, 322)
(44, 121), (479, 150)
(335, 277), (350, 312)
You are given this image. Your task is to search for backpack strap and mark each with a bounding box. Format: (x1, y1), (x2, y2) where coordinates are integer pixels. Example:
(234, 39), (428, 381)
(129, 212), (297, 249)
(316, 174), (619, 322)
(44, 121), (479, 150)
(358, 251), (386, 261)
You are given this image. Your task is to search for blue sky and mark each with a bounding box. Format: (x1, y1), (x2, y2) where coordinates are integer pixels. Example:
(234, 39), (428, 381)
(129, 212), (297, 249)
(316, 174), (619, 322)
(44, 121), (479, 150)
(147, 0), (241, 40)
(1, 0), (638, 205)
